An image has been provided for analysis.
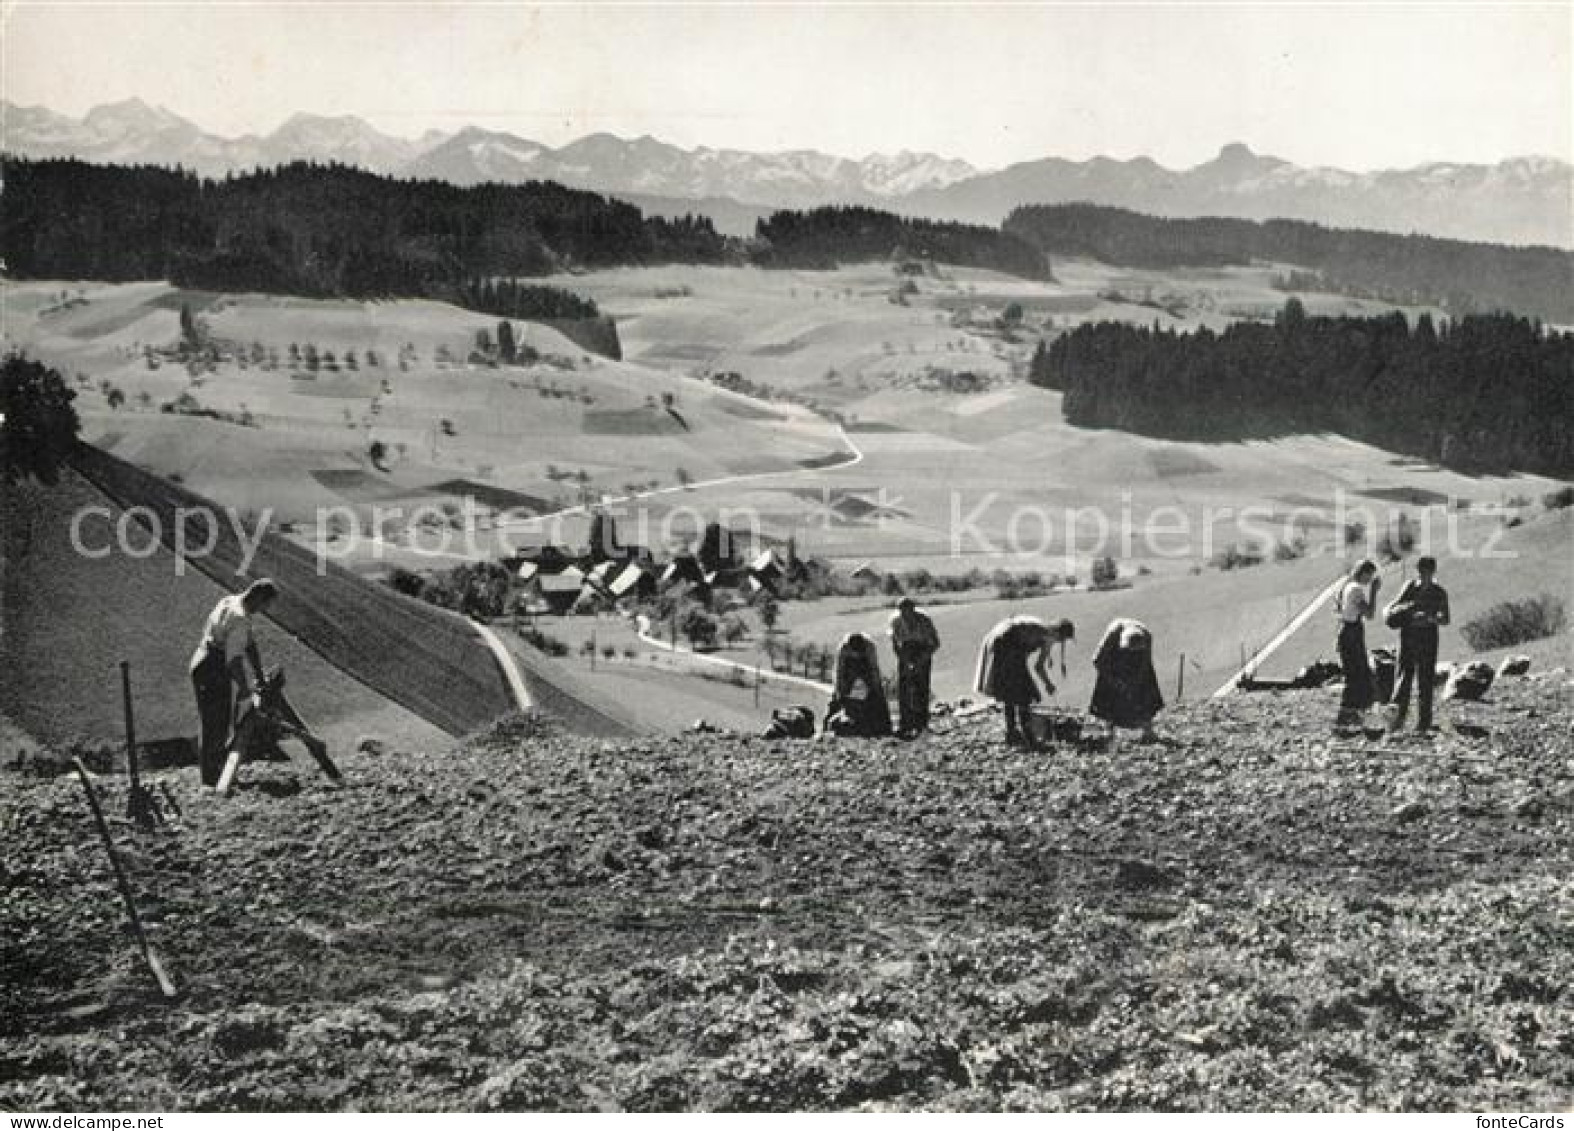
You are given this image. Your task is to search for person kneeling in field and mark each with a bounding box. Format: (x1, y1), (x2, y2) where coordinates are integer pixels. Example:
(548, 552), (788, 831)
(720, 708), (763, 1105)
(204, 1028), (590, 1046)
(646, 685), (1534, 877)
(1089, 618), (1164, 743)
(825, 632), (893, 738)
(190, 578), (278, 786)
(974, 615), (1074, 749)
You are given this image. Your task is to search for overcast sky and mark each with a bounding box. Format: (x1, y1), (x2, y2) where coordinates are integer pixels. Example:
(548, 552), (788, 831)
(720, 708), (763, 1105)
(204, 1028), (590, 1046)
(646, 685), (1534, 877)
(3, 2), (1569, 170)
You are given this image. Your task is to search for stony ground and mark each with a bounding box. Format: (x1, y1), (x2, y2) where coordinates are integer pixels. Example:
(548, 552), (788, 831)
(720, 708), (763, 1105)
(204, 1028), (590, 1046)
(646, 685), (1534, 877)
(3, 674), (1571, 1111)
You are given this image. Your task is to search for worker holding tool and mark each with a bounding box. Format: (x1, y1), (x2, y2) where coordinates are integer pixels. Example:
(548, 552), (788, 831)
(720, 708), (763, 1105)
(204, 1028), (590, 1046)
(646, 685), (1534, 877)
(190, 578), (278, 787)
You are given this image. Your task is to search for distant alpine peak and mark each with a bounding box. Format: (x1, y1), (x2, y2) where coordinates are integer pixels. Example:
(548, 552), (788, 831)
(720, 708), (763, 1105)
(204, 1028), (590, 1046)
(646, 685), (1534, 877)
(1207, 141), (1285, 168)
(83, 97), (190, 132)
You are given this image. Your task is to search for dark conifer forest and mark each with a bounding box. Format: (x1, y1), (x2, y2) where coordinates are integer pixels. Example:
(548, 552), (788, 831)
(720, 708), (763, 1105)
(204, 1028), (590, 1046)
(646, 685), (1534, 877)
(0, 157), (731, 306)
(1030, 300), (1574, 476)
(1005, 203), (1574, 325)
(754, 206), (1050, 279)
(0, 159), (1052, 299)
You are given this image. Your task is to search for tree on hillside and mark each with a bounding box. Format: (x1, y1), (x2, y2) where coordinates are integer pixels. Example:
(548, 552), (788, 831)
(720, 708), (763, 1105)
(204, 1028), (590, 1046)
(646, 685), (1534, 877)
(679, 605), (719, 649)
(498, 321), (518, 365)
(587, 511), (620, 561)
(1, 352), (81, 486)
(179, 302), (200, 351)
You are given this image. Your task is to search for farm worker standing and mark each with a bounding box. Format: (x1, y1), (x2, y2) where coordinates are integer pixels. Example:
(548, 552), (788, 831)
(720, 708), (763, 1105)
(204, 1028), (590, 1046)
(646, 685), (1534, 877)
(1385, 555), (1451, 733)
(1333, 559), (1381, 729)
(825, 632), (893, 737)
(190, 578), (278, 786)
(1089, 618), (1165, 742)
(888, 597), (940, 738)
(974, 615), (1074, 749)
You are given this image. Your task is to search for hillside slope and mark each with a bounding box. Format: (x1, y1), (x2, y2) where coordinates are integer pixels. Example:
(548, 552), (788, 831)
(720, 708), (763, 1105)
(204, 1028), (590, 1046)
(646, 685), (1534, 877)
(0, 470), (449, 753)
(3, 676), (1569, 1110)
(69, 443), (514, 736)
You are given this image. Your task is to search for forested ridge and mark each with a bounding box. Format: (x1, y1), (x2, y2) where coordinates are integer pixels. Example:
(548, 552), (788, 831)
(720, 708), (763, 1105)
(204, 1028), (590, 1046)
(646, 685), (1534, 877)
(754, 205), (1049, 279)
(0, 159), (1051, 297)
(0, 157), (730, 303)
(1030, 300), (1574, 475)
(1005, 203), (1574, 325)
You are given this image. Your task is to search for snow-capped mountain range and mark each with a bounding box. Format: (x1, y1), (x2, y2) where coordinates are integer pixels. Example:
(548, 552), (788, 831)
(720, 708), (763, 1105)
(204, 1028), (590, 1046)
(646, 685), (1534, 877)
(4, 99), (1569, 247)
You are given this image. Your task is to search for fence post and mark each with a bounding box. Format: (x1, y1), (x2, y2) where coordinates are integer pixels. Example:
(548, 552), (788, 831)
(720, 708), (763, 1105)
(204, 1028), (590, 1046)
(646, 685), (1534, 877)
(1176, 652), (1185, 701)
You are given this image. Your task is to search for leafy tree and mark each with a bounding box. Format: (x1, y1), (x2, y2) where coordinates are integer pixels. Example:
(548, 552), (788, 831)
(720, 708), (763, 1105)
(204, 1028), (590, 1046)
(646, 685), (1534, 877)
(679, 605), (719, 649)
(587, 511), (619, 561)
(0, 352), (81, 485)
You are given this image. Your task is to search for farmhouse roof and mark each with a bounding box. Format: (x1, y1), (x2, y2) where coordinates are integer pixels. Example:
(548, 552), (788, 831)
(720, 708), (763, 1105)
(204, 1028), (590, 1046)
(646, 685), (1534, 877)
(608, 562), (654, 598)
(538, 566), (586, 593)
(750, 548), (782, 573)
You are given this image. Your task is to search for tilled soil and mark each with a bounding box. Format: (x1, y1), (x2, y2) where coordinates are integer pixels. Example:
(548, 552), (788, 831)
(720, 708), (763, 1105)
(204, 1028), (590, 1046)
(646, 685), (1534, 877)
(3, 678), (1571, 1110)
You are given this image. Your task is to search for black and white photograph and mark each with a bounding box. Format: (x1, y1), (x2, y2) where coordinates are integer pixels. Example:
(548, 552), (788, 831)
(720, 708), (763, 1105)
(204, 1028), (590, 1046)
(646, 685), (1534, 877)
(1, 0), (1571, 1115)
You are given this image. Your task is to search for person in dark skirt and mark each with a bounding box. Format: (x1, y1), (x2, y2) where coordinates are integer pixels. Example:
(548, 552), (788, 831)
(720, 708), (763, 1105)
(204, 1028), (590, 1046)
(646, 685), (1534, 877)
(1089, 618), (1164, 741)
(825, 632), (893, 738)
(1334, 559), (1381, 728)
(974, 615), (1075, 748)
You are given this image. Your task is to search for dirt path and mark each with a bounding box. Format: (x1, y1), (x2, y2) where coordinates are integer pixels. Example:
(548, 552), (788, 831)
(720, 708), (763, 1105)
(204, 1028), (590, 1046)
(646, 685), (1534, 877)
(635, 615), (834, 695)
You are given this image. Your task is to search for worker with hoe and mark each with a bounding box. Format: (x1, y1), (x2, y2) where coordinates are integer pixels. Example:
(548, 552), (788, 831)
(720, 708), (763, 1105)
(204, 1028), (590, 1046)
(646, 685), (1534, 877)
(190, 578), (278, 786)
(888, 596), (940, 738)
(974, 615), (1075, 749)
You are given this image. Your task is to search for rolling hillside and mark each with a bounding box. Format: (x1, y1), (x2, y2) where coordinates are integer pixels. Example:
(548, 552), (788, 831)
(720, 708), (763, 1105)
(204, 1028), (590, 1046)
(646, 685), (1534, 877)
(0, 469), (451, 752)
(1, 281), (849, 539)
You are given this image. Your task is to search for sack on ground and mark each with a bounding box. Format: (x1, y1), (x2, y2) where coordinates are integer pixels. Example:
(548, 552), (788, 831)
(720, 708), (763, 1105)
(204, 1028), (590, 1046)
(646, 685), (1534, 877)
(1026, 709), (1083, 744)
(1369, 647), (1398, 703)
(762, 706), (816, 740)
(1445, 661), (1494, 702)
(1497, 655), (1532, 679)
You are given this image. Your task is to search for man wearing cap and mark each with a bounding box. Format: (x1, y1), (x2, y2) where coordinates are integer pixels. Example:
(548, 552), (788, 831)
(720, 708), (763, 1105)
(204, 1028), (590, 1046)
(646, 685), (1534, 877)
(190, 578), (278, 786)
(974, 615), (1075, 749)
(888, 597), (940, 739)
